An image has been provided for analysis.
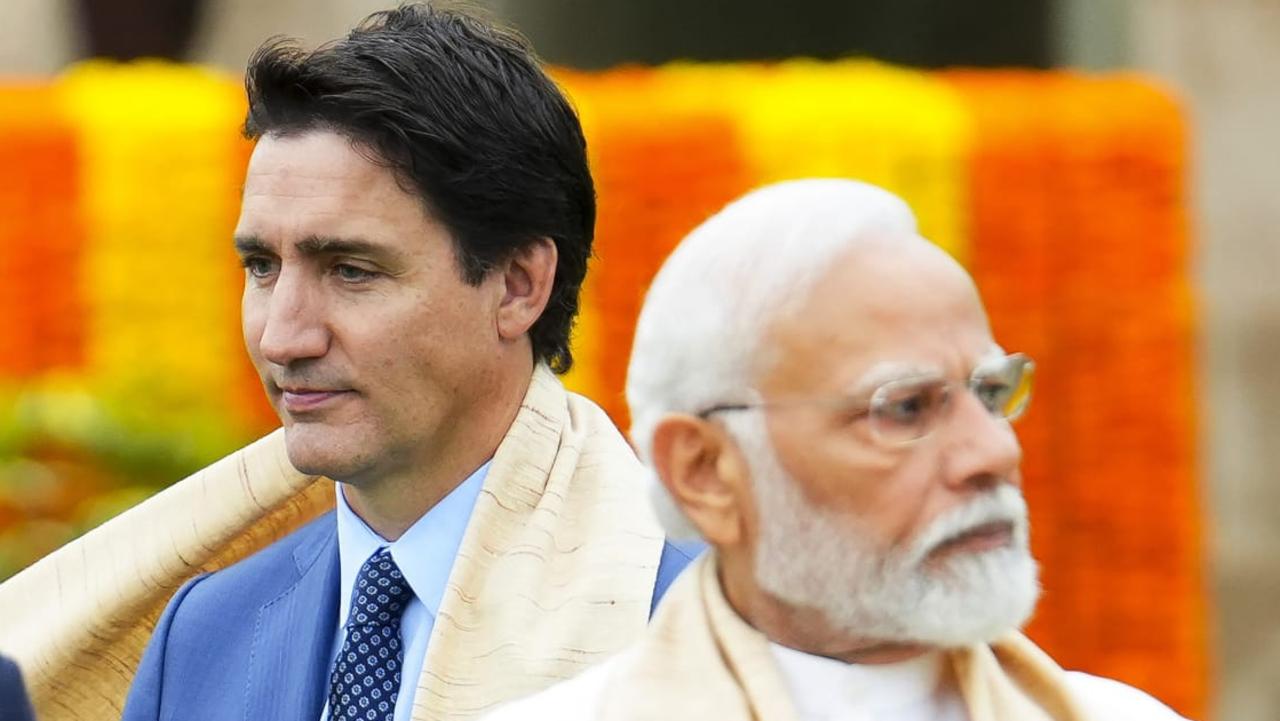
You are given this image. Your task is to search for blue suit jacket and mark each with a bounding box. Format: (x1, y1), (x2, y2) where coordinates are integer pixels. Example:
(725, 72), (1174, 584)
(0, 656), (36, 721)
(121, 512), (700, 721)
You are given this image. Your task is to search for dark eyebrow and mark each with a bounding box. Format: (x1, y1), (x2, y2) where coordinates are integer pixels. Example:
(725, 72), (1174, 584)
(233, 236), (267, 256)
(294, 235), (391, 259)
(232, 234), (403, 264)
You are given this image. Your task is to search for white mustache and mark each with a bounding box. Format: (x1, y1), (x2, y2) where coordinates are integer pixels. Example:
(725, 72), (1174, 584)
(901, 485), (1029, 567)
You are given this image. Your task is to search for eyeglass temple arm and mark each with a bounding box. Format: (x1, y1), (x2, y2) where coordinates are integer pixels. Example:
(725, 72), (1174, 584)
(695, 403), (755, 419)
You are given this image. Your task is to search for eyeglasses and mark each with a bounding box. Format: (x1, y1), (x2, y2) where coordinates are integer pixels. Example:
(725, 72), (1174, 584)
(697, 352), (1034, 447)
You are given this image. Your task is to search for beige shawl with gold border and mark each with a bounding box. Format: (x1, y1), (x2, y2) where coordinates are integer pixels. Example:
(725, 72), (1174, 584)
(0, 366), (666, 721)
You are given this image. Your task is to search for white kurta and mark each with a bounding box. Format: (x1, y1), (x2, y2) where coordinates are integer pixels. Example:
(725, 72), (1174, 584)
(483, 639), (1191, 721)
(770, 645), (967, 721)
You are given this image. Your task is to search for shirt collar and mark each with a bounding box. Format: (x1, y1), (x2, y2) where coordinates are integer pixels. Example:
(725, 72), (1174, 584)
(335, 461), (490, 623)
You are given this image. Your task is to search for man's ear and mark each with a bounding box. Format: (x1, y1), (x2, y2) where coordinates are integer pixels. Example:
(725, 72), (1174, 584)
(496, 237), (557, 342)
(650, 414), (751, 547)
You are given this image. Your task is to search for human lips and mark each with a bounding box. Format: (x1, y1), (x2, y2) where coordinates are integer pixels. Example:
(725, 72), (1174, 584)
(277, 385), (353, 413)
(928, 520), (1016, 559)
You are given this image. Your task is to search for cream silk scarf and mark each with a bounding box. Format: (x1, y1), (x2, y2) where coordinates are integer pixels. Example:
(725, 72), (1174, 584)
(595, 554), (1094, 721)
(0, 366), (666, 721)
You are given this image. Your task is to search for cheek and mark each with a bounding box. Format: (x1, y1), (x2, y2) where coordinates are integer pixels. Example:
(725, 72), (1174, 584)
(771, 416), (894, 507)
(871, 455), (945, 548)
(241, 293), (267, 359)
(405, 276), (492, 337)
(774, 421), (940, 548)
(343, 297), (478, 391)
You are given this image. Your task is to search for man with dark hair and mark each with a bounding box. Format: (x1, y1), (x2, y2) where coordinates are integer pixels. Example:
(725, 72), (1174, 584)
(0, 5), (695, 721)
(123, 5), (697, 720)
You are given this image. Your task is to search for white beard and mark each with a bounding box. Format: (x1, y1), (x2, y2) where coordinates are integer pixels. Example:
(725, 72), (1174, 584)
(734, 415), (1041, 648)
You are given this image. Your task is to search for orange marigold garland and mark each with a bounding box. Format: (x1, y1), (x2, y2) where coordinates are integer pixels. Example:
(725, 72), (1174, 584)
(0, 85), (86, 378)
(554, 66), (757, 426)
(947, 71), (1205, 719)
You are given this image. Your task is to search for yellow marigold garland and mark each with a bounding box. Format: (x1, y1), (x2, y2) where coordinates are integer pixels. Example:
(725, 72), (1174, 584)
(55, 62), (256, 431)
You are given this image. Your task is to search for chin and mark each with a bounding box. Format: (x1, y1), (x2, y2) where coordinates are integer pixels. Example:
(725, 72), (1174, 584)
(903, 547), (1042, 647)
(282, 423), (375, 481)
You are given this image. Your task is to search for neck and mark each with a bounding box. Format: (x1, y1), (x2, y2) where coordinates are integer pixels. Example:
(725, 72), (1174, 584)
(717, 551), (933, 666)
(342, 359), (534, 540)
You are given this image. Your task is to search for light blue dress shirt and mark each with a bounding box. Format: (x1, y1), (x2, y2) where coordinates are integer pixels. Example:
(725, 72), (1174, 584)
(321, 462), (490, 721)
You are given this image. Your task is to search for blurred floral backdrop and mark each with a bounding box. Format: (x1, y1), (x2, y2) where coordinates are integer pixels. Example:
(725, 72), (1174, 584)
(0, 59), (1204, 718)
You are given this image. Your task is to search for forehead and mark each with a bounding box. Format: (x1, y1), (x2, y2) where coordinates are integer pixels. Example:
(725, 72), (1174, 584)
(759, 238), (997, 394)
(235, 130), (436, 244)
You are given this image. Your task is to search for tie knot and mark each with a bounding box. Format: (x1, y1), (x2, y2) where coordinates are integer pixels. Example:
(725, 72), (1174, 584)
(347, 548), (414, 628)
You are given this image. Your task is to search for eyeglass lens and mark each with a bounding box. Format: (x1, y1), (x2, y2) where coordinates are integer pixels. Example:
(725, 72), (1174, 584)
(868, 354), (1033, 445)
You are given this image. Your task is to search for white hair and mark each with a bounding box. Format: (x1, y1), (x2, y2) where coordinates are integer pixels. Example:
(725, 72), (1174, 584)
(625, 178), (918, 539)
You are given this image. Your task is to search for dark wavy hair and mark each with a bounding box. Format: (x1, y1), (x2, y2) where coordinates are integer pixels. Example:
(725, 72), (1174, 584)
(242, 3), (595, 373)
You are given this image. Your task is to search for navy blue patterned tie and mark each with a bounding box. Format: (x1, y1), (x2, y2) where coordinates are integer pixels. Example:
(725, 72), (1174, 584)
(329, 548), (415, 721)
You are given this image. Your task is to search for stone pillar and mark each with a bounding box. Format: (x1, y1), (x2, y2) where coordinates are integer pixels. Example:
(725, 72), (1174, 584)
(0, 0), (77, 74)
(189, 0), (402, 70)
(1125, 2), (1280, 720)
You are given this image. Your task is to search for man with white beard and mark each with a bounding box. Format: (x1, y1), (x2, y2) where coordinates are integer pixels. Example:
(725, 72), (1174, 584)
(483, 179), (1190, 721)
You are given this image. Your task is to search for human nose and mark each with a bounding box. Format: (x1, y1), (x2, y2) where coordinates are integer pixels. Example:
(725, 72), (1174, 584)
(255, 268), (330, 366)
(938, 388), (1023, 491)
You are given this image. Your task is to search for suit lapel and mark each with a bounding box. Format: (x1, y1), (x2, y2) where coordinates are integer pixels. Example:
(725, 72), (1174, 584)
(243, 514), (342, 721)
